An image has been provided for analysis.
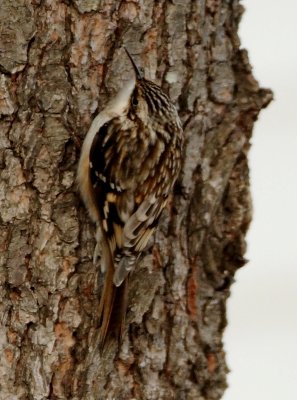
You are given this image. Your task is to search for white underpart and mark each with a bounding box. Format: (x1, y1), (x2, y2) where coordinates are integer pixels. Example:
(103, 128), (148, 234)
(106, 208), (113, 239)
(77, 79), (135, 223)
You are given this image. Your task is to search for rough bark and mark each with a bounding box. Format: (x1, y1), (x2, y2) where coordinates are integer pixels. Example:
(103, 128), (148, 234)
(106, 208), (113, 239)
(0, 1), (272, 399)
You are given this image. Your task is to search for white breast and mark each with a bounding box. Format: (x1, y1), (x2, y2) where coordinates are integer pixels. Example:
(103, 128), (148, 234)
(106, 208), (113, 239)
(77, 79), (135, 222)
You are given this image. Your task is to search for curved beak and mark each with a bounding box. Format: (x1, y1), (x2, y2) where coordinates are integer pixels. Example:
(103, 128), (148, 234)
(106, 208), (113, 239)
(123, 47), (143, 80)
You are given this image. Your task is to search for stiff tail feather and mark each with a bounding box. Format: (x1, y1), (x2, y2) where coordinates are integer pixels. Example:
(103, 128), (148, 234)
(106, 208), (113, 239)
(97, 240), (129, 351)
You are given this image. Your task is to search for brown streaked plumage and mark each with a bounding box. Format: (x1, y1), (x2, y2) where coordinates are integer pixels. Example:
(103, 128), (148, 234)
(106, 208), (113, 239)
(77, 48), (183, 350)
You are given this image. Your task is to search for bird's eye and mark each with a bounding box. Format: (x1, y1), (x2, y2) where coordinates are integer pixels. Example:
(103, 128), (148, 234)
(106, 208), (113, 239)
(132, 96), (138, 107)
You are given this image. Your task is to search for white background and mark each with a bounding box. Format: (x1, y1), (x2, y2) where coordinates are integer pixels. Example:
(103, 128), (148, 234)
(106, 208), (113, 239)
(223, 1), (297, 399)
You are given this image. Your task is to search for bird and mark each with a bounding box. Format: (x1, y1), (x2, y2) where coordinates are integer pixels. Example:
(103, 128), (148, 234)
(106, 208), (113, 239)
(77, 47), (183, 350)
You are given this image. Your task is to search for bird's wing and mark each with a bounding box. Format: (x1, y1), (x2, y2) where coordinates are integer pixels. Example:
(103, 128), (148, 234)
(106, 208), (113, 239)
(89, 118), (169, 285)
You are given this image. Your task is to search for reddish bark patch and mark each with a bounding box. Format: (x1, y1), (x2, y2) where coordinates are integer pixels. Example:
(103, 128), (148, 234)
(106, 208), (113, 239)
(187, 260), (199, 321)
(4, 348), (14, 365)
(207, 352), (218, 373)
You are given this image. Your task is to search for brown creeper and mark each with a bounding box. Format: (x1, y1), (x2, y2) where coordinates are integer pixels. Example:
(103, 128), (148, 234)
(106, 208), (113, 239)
(77, 48), (183, 348)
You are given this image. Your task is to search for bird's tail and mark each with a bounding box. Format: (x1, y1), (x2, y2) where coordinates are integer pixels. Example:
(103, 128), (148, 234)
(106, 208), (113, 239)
(97, 239), (129, 351)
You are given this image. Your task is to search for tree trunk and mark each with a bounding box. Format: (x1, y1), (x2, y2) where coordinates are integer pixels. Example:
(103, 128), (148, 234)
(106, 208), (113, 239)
(0, 1), (272, 399)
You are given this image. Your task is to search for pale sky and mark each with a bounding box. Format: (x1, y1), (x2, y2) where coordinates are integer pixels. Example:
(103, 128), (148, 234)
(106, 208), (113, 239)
(223, 1), (297, 399)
